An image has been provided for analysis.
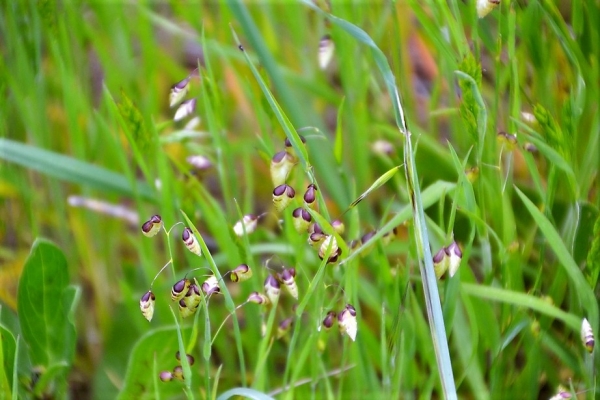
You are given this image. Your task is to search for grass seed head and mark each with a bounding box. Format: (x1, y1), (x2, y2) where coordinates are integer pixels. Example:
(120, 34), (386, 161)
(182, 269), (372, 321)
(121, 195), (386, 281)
(322, 311), (337, 330)
(331, 219), (345, 235)
(182, 227), (201, 256)
(173, 98), (197, 122)
(270, 150), (295, 187)
(581, 317), (594, 353)
(172, 365), (184, 381)
(465, 166), (479, 183)
(183, 282), (201, 310)
(308, 232), (327, 249)
(233, 214), (258, 237)
(433, 248), (449, 279)
(279, 267), (298, 299)
(497, 131), (518, 151)
(201, 275), (221, 296)
(549, 386), (571, 399)
(186, 155), (212, 171)
(169, 76), (191, 108)
(476, 0), (500, 18)
(284, 134), (306, 162)
(230, 264), (253, 282)
(292, 207), (312, 233)
(178, 298), (195, 318)
(273, 184), (296, 213)
(247, 291), (269, 305)
(303, 184), (317, 209)
(264, 274), (281, 304)
(277, 317), (294, 339)
(319, 235), (340, 263)
(318, 34), (335, 70)
(176, 351), (195, 366)
(338, 304), (357, 341)
(159, 371), (173, 382)
(139, 290), (156, 322)
(446, 241), (463, 278)
(141, 215), (163, 237)
(171, 278), (191, 302)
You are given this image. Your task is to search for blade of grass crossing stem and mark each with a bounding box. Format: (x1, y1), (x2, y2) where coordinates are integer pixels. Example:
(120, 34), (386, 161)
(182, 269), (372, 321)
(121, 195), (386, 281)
(229, 27), (310, 174)
(340, 181), (456, 266)
(514, 188), (598, 327)
(301, 2), (457, 397)
(345, 165), (401, 211)
(180, 211), (247, 386)
(169, 306), (193, 396)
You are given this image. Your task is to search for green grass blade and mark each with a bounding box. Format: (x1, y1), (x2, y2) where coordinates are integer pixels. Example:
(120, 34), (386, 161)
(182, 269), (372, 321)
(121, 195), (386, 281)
(345, 165), (402, 211)
(515, 187), (598, 328)
(180, 211), (247, 386)
(301, 2), (457, 397)
(229, 27), (310, 173)
(461, 283), (580, 332)
(0, 138), (156, 201)
(217, 387), (275, 400)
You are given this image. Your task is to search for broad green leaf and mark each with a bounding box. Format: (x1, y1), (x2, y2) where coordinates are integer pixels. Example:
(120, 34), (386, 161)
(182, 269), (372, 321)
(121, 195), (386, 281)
(515, 187), (598, 329)
(0, 138), (156, 201)
(17, 239), (73, 372)
(0, 323), (15, 398)
(217, 387), (275, 400)
(118, 326), (195, 400)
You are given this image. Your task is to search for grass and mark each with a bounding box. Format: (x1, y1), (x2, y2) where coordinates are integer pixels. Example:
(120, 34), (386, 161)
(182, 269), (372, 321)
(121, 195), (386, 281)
(1, 0), (599, 399)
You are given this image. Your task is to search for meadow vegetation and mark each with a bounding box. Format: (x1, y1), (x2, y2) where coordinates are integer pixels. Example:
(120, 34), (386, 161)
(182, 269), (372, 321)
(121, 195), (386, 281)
(0, 1), (599, 399)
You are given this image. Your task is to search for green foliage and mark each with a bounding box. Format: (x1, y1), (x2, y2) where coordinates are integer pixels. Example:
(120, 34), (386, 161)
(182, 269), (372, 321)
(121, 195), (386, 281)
(1, 0), (600, 399)
(587, 215), (600, 290)
(16, 239), (80, 398)
(457, 53), (483, 144)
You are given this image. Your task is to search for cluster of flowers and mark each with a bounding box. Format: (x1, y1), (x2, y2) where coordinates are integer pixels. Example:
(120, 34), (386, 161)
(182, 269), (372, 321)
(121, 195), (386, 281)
(139, 215), (225, 322)
(159, 351), (195, 383)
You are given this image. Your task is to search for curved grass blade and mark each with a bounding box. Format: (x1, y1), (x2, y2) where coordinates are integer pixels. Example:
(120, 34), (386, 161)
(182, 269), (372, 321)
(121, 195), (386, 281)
(344, 165), (402, 213)
(461, 283), (581, 332)
(515, 187), (598, 328)
(0, 138), (155, 201)
(301, 2), (457, 397)
(217, 387), (275, 400)
(340, 181), (456, 266)
(229, 26), (310, 174)
(168, 306), (193, 396)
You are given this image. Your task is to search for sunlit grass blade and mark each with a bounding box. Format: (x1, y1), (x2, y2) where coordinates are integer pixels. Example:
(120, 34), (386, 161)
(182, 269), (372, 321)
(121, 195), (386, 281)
(0, 138), (155, 201)
(229, 26), (310, 173)
(217, 387), (275, 400)
(344, 165), (402, 212)
(340, 181), (455, 266)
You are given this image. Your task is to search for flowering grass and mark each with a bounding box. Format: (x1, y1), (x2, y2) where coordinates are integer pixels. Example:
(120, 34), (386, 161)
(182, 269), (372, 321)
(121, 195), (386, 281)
(0, 1), (599, 399)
